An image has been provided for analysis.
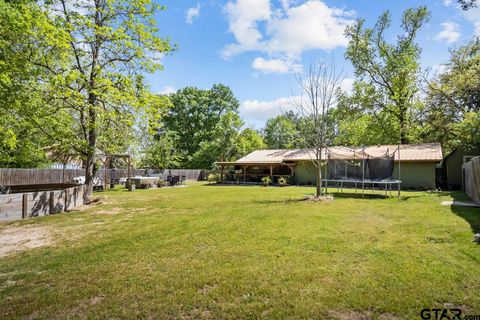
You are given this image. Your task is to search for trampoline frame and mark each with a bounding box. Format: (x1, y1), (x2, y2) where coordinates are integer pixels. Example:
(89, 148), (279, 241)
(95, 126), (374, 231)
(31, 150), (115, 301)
(323, 145), (402, 198)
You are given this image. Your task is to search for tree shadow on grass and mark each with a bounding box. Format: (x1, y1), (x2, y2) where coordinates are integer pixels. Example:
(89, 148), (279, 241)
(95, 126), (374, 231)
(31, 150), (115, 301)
(254, 192), (392, 204)
(327, 192), (391, 200)
(448, 192), (480, 235)
(252, 198), (306, 205)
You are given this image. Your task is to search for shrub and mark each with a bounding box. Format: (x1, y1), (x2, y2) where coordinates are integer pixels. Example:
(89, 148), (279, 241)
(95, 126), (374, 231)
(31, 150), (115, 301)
(207, 173), (218, 184)
(278, 176), (287, 187)
(261, 176), (271, 186)
(157, 178), (167, 188)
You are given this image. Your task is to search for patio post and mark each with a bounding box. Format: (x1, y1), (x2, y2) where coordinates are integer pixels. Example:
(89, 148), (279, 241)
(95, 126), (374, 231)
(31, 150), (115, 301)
(127, 157), (131, 184)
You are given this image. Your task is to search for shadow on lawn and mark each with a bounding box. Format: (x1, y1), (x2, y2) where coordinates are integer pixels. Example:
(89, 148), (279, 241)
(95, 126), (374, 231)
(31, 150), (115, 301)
(448, 191), (480, 235)
(327, 192), (395, 200)
(254, 192), (398, 204)
(253, 198), (306, 205)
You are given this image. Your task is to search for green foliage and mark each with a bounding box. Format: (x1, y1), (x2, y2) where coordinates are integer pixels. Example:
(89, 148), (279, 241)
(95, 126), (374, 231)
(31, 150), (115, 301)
(344, 7), (430, 144)
(157, 178), (167, 188)
(261, 176), (271, 186)
(0, 0), (173, 196)
(235, 128), (266, 157)
(278, 176), (287, 186)
(207, 173), (218, 184)
(0, 0), (54, 167)
(422, 38), (480, 153)
(263, 112), (301, 149)
(141, 130), (181, 169)
(160, 84), (243, 169)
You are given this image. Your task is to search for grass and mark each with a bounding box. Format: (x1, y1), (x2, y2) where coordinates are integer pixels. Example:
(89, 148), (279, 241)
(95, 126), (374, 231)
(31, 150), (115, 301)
(1, 183), (480, 319)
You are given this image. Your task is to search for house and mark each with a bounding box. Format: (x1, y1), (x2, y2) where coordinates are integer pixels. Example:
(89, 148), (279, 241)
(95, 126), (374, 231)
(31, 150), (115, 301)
(217, 143), (443, 189)
(443, 148), (480, 190)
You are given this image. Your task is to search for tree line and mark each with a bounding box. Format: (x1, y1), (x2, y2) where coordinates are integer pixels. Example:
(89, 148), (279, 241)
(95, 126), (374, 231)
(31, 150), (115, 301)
(0, 2), (479, 190)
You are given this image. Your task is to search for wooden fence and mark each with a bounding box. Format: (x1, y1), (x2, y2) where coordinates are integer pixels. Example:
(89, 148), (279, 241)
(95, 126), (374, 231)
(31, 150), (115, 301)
(463, 156), (480, 204)
(0, 168), (205, 186)
(0, 185), (87, 222)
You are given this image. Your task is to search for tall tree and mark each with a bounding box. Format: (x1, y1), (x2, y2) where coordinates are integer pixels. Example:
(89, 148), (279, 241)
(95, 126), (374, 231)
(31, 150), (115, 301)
(189, 111), (243, 168)
(263, 112), (301, 149)
(0, 0), (53, 167)
(164, 84), (241, 168)
(422, 38), (480, 152)
(235, 128), (266, 157)
(294, 61), (345, 198)
(344, 7), (430, 144)
(16, 0), (173, 199)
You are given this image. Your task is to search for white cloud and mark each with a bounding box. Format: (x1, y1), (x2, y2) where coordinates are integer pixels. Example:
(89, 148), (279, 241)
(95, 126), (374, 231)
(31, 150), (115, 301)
(443, 0), (453, 6)
(266, 1), (354, 57)
(186, 3), (201, 24)
(159, 86), (176, 95)
(340, 78), (354, 93)
(431, 64), (448, 75)
(436, 21), (461, 43)
(252, 57), (302, 74)
(463, 7), (480, 36)
(240, 96), (297, 127)
(222, 0), (355, 72)
(222, 0), (271, 58)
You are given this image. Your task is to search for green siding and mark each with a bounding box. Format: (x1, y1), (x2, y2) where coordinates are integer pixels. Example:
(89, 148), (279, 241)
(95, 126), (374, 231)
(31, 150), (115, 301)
(445, 149), (480, 189)
(392, 162), (436, 189)
(293, 161), (437, 189)
(293, 162), (326, 185)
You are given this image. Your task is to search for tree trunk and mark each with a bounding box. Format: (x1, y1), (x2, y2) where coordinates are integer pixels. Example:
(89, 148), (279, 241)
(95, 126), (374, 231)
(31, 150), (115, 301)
(399, 104), (408, 144)
(84, 150), (95, 203)
(316, 152), (322, 197)
(84, 94), (97, 202)
(400, 120), (408, 144)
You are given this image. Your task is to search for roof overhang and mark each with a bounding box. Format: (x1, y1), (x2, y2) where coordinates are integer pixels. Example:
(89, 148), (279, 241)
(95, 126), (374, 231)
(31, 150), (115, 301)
(216, 161), (288, 166)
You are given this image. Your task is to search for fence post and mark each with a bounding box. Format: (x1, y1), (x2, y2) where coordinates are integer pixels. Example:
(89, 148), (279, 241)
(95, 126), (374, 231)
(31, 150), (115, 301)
(49, 191), (54, 215)
(65, 188), (69, 211)
(22, 193), (28, 219)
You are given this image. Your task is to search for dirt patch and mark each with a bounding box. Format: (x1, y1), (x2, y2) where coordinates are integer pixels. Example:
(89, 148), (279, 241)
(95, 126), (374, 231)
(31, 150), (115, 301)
(198, 283), (216, 295)
(304, 195), (334, 202)
(378, 313), (400, 320)
(327, 310), (372, 320)
(0, 225), (51, 258)
(86, 294), (105, 306)
(94, 207), (124, 215)
(179, 307), (213, 320)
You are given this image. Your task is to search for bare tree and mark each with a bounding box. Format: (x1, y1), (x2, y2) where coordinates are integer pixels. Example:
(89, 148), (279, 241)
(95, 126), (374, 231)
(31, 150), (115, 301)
(293, 60), (345, 198)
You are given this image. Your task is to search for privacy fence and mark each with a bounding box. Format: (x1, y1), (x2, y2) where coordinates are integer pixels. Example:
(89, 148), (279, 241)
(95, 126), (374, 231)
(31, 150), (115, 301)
(0, 168), (205, 186)
(463, 156), (480, 204)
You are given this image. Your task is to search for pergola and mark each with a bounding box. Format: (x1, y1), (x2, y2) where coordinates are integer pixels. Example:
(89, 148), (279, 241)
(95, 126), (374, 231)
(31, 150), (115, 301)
(96, 154), (132, 189)
(216, 161), (296, 184)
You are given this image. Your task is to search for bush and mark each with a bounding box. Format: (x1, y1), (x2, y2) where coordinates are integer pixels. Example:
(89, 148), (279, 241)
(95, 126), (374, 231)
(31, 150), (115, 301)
(278, 176), (287, 187)
(207, 173), (218, 184)
(157, 178), (167, 188)
(261, 176), (271, 186)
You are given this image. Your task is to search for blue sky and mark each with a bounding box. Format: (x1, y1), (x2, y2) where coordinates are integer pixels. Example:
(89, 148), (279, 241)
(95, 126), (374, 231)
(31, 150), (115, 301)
(147, 0), (480, 128)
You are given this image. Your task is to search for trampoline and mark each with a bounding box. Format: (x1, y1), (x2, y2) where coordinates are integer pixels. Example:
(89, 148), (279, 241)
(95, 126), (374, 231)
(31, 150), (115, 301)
(323, 146), (402, 197)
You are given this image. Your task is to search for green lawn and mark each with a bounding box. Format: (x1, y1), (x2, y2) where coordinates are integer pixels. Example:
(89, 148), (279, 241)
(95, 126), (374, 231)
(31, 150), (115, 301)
(1, 183), (480, 319)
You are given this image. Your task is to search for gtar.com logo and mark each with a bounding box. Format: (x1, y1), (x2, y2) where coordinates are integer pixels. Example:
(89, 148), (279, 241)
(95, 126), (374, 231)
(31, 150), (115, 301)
(420, 308), (462, 320)
(420, 308), (480, 320)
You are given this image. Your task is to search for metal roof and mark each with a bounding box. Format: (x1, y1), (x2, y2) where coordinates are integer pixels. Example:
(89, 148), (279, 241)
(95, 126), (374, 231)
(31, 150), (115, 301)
(235, 143), (443, 164)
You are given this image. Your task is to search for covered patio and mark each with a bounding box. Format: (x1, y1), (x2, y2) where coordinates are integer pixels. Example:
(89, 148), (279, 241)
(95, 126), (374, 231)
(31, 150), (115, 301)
(216, 161), (296, 184)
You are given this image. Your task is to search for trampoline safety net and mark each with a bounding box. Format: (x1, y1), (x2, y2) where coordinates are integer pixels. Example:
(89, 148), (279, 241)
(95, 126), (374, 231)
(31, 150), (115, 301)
(327, 153), (395, 181)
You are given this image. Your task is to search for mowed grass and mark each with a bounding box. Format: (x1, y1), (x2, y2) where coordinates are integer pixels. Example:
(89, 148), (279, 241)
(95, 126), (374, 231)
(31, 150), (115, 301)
(1, 183), (480, 319)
